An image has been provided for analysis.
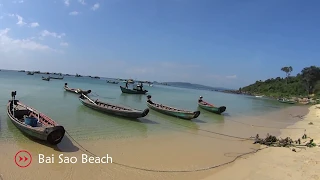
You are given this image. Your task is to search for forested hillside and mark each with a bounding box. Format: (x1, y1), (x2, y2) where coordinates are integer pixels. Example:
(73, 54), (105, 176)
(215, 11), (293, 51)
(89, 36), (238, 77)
(241, 66), (320, 98)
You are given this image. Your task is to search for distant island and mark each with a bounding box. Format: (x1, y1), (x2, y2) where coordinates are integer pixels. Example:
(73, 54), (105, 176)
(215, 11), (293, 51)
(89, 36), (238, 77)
(153, 81), (232, 91)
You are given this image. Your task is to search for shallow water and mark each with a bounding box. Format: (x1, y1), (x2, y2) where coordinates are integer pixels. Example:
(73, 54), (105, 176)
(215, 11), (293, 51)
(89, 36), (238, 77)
(0, 70), (307, 180)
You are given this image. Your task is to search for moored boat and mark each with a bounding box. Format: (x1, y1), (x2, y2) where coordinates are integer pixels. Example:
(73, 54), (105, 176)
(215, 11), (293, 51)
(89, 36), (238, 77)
(27, 71), (34, 75)
(7, 91), (65, 145)
(64, 83), (91, 95)
(49, 76), (64, 80)
(198, 101), (226, 115)
(146, 95), (200, 120)
(120, 86), (148, 94)
(277, 98), (296, 104)
(79, 94), (149, 119)
(42, 76), (50, 81)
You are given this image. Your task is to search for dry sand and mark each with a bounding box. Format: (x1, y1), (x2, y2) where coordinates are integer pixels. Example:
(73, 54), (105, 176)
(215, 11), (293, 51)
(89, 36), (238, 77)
(0, 106), (314, 180)
(202, 105), (320, 180)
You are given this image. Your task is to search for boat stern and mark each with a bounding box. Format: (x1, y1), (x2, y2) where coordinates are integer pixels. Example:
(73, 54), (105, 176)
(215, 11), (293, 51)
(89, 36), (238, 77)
(218, 106), (227, 114)
(46, 126), (65, 145)
(193, 111), (201, 118)
(141, 108), (150, 117)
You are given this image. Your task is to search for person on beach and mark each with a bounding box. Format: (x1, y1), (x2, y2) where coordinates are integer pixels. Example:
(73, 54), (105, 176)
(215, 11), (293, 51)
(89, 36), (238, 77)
(147, 95), (154, 104)
(138, 82), (143, 91)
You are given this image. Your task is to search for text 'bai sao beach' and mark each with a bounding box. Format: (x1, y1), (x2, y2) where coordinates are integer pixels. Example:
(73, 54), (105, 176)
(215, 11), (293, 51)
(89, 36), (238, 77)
(38, 154), (113, 164)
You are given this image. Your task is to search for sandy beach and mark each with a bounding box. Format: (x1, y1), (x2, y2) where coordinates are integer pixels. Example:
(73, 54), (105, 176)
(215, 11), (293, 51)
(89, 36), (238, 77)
(0, 104), (312, 180)
(202, 105), (320, 180)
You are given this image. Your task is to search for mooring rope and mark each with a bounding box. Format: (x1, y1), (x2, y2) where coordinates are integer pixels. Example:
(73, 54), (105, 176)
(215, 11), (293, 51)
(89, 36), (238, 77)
(223, 118), (305, 130)
(65, 130), (267, 173)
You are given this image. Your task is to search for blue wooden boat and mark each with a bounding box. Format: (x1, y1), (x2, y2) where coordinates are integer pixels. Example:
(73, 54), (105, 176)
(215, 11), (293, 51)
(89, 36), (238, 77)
(7, 91), (65, 145)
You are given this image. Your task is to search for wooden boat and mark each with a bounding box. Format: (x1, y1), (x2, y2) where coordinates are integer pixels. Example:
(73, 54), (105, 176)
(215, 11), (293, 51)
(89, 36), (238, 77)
(49, 76), (64, 80)
(42, 76), (50, 81)
(198, 101), (226, 114)
(277, 98), (296, 104)
(7, 91), (65, 145)
(64, 83), (91, 95)
(27, 71), (34, 75)
(79, 94), (149, 119)
(107, 80), (119, 84)
(120, 86), (148, 94)
(146, 96), (200, 120)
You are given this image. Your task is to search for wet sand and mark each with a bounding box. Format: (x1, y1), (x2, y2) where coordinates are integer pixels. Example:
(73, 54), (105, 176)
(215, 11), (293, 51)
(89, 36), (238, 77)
(202, 105), (320, 180)
(0, 106), (310, 180)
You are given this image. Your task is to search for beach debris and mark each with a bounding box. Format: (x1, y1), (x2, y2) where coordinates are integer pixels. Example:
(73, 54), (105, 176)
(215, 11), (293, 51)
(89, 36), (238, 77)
(308, 122), (314, 125)
(253, 133), (317, 148)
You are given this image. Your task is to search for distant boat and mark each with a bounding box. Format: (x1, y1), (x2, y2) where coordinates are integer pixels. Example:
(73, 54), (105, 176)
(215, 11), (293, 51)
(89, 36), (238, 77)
(107, 80), (119, 84)
(18, 70), (25, 72)
(75, 74), (82, 77)
(255, 95), (264, 98)
(7, 91), (65, 145)
(277, 98), (296, 104)
(27, 71), (34, 75)
(79, 94), (149, 119)
(42, 76), (50, 81)
(49, 76), (64, 80)
(120, 86), (148, 94)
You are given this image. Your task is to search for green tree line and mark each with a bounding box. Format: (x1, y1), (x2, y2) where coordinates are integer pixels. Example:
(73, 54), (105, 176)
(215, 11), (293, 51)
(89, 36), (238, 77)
(241, 66), (320, 98)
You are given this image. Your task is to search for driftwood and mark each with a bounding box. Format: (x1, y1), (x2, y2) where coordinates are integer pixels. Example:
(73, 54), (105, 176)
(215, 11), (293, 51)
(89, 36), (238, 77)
(253, 133), (317, 148)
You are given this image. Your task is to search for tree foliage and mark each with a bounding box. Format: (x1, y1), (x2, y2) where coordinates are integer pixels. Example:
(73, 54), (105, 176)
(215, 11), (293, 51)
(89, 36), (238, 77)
(281, 66), (293, 84)
(241, 66), (320, 98)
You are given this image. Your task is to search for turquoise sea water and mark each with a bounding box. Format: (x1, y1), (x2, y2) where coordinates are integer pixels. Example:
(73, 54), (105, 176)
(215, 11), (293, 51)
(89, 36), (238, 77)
(0, 70), (292, 143)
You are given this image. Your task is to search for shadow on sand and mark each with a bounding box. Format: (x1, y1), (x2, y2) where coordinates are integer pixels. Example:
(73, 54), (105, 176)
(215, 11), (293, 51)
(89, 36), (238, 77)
(21, 131), (79, 152)
(191, 118), (207, 123)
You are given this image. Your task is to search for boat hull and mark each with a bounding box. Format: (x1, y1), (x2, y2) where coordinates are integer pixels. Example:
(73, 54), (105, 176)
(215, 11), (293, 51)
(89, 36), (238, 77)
(7, 100), (65, 145)
(64, 87), (91, 95)
(198, 103), (226, 114)
(278, 100), (295, 104)
(79, 98), (149, 119)
(120, 86), (148, 94)
(147, 102), (200, 120)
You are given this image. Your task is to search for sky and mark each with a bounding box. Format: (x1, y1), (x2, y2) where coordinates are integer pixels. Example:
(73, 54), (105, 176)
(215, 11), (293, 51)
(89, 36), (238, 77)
(0, 0), (320, 89)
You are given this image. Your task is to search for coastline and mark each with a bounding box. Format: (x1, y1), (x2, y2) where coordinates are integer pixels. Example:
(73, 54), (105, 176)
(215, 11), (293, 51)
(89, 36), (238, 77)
(202, 104), (320, 180)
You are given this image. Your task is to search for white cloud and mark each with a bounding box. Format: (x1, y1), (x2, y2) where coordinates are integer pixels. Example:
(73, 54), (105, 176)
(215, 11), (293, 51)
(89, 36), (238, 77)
(64, 0), (70, 6)
(69, 11), (79, 15)
(78, 0), (86, 5)
(41, 30), (66, 39)
(12, 0), (24, 3)
(226, 75), (237, 79)
(16, 14), (26, 26)
(8, 14), (15, 17)
(60, 42), (68, 46)
(91, 3), (99, 11)
(29, 22), (39, 28)
(0, 28), (53, 52)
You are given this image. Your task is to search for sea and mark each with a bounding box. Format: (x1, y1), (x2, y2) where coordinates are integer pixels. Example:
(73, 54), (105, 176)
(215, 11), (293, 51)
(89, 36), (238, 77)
(0, 70), (309, 180)
(0, 69), (293, 142)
